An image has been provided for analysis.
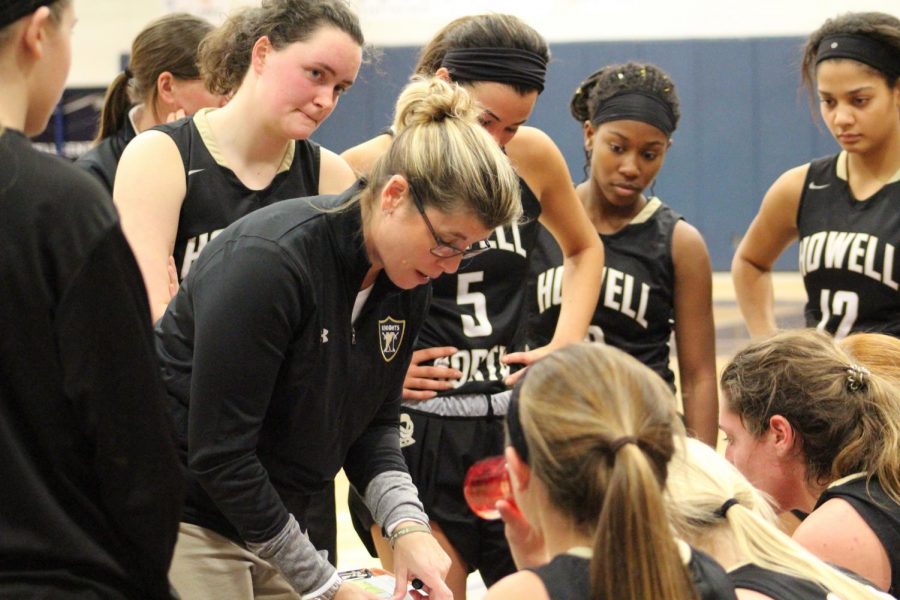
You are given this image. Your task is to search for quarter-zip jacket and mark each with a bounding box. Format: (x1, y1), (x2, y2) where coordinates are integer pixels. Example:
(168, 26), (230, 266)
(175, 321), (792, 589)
(156, 185), (430, 544)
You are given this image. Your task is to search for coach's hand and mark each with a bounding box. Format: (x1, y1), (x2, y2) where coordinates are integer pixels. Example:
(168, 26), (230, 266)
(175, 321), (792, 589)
(391, 528), (451, 600)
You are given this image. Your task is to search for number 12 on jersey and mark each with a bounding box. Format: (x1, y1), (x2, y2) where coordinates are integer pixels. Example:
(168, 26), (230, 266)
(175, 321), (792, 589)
(817, 288), (858, 339)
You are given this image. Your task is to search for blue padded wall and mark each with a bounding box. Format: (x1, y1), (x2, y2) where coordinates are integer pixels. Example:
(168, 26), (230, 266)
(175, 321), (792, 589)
(313, 37), (839, 270)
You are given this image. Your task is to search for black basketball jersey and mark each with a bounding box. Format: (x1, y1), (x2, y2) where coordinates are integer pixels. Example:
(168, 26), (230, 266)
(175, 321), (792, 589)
(816, 474), (900, 596)
(528, 553), (590, 600)
(797, 152), (900, 338)
(527, 198), (681, 387)
(74, 119), (137, 194)
(729, 564), (835, 599)
(415, 178), (541, 396)
(527, 546), (736, 600)
(156, 108), (321, 280)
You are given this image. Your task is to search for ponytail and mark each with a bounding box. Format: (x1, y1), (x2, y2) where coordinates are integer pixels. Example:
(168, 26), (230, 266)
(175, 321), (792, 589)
(668, 438), (890, 600)
(722, 329), (900, 504)
(93, 13), (215, 142)
(94, 71), (132, 142)
(514, 343), (694, 600)
(594, 444), (695, 600)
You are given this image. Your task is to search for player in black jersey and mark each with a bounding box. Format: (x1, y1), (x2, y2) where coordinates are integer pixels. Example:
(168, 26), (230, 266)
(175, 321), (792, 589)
(720, 330), (900, 595)
(341, 15), (603, 598)
(668, 438), (891, 600)
(113, 0), (365, 571)
(75, 13), (224, 193)
(526, 62), (718, 446)
(734, 12), (900, 339)
(114, 0), (364, 323)
(486, 344), (704, 600)
(1, 2), (183, 597)
(160, 76), (522, 600)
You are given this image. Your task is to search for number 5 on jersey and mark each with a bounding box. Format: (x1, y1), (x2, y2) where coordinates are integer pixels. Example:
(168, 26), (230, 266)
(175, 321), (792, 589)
(458, 272), (493, 337)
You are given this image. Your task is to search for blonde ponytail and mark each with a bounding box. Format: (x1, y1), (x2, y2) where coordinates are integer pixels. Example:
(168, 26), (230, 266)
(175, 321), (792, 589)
(668, 439), (889, 600)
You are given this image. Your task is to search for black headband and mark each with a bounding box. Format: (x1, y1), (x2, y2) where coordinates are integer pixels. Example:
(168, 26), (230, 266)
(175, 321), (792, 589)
(441, 47), (548, 94)
(0, 0), (51, 29)
(816, 34), (900, 79)
(505, 376), (530, 464)
(590, 91), (677, 137)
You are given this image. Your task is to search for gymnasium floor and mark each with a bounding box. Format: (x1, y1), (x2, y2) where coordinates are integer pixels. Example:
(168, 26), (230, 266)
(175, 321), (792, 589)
(332, 272), (809, 597)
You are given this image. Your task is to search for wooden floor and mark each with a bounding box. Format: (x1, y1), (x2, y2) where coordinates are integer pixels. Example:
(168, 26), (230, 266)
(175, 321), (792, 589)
(333, 272), (809, 596)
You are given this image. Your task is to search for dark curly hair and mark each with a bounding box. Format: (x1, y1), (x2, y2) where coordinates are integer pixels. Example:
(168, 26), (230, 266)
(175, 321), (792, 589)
(570, 62), (680, 175)
(199, 0), (363, 96)
(570, 62), (680, 127)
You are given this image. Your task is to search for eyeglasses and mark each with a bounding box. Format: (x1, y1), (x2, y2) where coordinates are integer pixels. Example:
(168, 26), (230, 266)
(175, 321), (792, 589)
(408, 184), (491, 260)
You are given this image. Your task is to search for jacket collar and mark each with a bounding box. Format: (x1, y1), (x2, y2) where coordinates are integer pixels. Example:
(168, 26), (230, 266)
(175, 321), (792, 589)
(324, 181), (405, 301)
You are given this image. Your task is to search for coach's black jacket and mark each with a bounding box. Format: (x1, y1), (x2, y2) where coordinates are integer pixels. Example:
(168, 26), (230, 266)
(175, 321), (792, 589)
(156, 185), (430, 545)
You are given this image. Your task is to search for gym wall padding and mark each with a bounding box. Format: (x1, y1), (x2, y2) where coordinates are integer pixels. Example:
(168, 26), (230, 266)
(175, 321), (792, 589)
(313, 36), (838, 271)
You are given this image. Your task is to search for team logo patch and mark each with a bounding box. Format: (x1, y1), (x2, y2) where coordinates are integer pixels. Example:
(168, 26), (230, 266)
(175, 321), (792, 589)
(399, 413), (415, 448)
(378, 317), (406, 362)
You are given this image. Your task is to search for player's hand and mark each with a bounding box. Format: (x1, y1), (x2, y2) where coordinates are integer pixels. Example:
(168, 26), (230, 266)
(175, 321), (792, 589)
(165, 108), (186, 123)
(501, 345), (553, 386)
(402, 347), (462, 402)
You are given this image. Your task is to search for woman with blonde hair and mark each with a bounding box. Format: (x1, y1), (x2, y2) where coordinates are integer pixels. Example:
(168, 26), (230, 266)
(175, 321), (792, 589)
(485, 342), (724, 600)
(343, 15), (603, 595)
(158, 75), (521, 600)
(75, 12), (225, 192)
(720, 329), (900, 595)
(667, 438), (892, 599)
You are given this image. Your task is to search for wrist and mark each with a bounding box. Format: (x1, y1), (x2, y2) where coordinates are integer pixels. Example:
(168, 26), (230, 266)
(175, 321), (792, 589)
(301, 572), (342, 600)
(388, 522), (432, 549)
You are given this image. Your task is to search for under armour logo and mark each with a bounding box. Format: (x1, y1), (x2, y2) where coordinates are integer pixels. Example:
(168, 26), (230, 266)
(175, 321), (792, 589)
(321, 329), (329, 343)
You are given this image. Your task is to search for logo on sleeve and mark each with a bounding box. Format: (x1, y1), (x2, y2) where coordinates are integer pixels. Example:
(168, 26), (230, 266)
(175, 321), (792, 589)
(378, 317), (406, 362)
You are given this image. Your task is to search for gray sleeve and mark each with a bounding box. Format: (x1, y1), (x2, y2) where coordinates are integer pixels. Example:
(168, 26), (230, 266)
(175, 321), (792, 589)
(245, 513), (337, 596)
(363, 469), (429, 532)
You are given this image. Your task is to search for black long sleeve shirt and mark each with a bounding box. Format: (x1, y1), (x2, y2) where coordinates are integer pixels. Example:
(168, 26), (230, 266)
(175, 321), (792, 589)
(156, 188), (429, 544)
(0, 129), (184, 599)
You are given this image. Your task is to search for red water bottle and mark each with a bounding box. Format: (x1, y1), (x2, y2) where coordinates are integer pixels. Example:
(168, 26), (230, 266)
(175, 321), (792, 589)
(463, 455), (519, 520)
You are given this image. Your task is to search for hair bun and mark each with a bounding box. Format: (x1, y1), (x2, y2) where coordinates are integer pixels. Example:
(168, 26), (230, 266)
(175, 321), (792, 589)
(393, 76), (477, 131)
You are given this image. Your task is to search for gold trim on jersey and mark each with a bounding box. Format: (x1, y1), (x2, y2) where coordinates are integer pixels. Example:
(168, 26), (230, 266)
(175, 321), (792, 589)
(836, 150), (900, 184)
(192, 108), (294, 175)
(630, 196), (662, 225)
